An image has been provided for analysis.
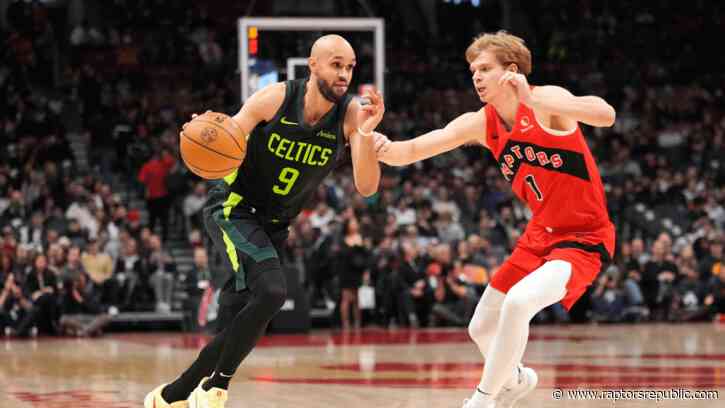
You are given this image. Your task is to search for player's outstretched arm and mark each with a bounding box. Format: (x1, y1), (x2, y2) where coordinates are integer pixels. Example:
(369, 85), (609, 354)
(529, 85), (616, 128)
(346, 89), (385, 197)
(499, 71), (615, 128)
(374, 109), (486, 166)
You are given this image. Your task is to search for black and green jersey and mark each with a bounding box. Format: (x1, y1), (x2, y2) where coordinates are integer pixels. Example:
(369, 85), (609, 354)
(221, 79), (351, 222)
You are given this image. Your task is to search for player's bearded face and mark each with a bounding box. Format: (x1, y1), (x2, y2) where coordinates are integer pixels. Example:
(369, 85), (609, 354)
(316, 77), (346, 103)
(315, 58), (353, 103)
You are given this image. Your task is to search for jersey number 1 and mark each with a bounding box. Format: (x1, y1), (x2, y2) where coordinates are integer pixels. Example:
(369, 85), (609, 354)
(273, 167), (300, 196)
(524, 174), (544, 201)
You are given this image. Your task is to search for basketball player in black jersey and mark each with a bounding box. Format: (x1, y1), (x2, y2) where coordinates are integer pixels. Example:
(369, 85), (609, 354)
(144, 34), (385, 408)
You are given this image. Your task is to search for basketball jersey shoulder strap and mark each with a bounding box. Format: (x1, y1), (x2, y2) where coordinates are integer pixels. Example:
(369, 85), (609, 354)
(337, 94), (354, 149)
(264, 80), (298, 126)
(484, 104), (500, 157)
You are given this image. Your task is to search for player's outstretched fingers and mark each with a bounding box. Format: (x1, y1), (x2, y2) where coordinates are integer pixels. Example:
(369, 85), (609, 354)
(373, 133), (390, 153)
(191, 110), (211, 120)
(374, 89), (384, 107)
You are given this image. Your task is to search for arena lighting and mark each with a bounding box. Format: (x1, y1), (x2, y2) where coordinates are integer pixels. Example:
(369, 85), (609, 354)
(443, 0), (481, 6)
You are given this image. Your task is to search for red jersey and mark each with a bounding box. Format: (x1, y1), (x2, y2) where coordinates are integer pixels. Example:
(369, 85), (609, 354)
(484, 101), (613, 255)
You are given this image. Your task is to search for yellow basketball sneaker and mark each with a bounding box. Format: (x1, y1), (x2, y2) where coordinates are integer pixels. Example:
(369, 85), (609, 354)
(188, 377), (228, 408)
(144, 384), (189, 408)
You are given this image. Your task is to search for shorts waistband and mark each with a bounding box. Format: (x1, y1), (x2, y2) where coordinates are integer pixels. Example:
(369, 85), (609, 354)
(554, 241), (612, 263)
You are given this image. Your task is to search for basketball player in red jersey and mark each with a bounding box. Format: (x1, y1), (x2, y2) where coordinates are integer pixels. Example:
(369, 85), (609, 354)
(373, 31), (616, 408)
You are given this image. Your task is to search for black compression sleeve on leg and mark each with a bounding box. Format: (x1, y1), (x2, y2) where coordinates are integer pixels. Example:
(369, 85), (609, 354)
(161, 320), (230, 402)
(206, 259), (287, 387)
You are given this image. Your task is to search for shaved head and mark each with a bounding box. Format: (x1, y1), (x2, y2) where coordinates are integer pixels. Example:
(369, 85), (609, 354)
(310, 34), (355, 59)
(308, 34), (356, 103)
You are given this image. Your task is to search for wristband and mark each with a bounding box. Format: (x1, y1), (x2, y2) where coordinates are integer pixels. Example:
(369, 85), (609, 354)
(357, 127), (373, 137)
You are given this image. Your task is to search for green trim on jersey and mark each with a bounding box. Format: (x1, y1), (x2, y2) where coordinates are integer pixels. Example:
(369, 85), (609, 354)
(212, 209), (279, 290)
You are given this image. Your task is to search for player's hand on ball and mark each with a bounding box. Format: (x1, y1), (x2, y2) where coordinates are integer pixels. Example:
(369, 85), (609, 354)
(179, 110), (246, 179)
(357, 88), (385, 136)
(183, 110), (213, 133)
(190, 110), (212, 120)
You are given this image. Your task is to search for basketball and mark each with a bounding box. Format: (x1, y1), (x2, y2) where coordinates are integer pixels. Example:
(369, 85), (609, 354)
(180, 111), (246, 179)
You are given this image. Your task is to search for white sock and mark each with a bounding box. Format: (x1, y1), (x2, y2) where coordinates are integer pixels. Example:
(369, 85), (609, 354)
(478, 260), (572, 395)
(468, 286), (504, 357)
(468, 287), (521, 391)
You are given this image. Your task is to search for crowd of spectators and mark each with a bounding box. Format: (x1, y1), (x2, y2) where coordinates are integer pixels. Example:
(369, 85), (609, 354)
(2, 0), (725, 338)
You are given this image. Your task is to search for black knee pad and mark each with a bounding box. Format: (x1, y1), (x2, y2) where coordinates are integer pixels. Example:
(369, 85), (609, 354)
(248, 259), (287, 314)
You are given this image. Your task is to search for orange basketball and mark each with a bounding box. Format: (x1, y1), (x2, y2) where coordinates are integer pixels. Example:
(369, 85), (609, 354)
(179, 111), (246, 179)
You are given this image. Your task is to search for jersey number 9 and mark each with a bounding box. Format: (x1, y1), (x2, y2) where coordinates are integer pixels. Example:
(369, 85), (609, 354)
(273, 167), (300, 196)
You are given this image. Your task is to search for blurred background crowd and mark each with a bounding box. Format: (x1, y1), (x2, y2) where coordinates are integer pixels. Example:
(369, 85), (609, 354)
(1, 0), (724, 337)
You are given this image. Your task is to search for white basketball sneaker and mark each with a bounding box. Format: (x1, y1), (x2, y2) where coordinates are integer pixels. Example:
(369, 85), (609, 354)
(143, 383), (188, 408)
(462, 388), (497, 408)
(188, 377), (228, 408)
(462, 398), (496, 408)
(495, 365), (538, 408)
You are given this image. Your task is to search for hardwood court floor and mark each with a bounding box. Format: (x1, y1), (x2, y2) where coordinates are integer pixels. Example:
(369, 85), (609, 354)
(1, 324), (723, 407)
